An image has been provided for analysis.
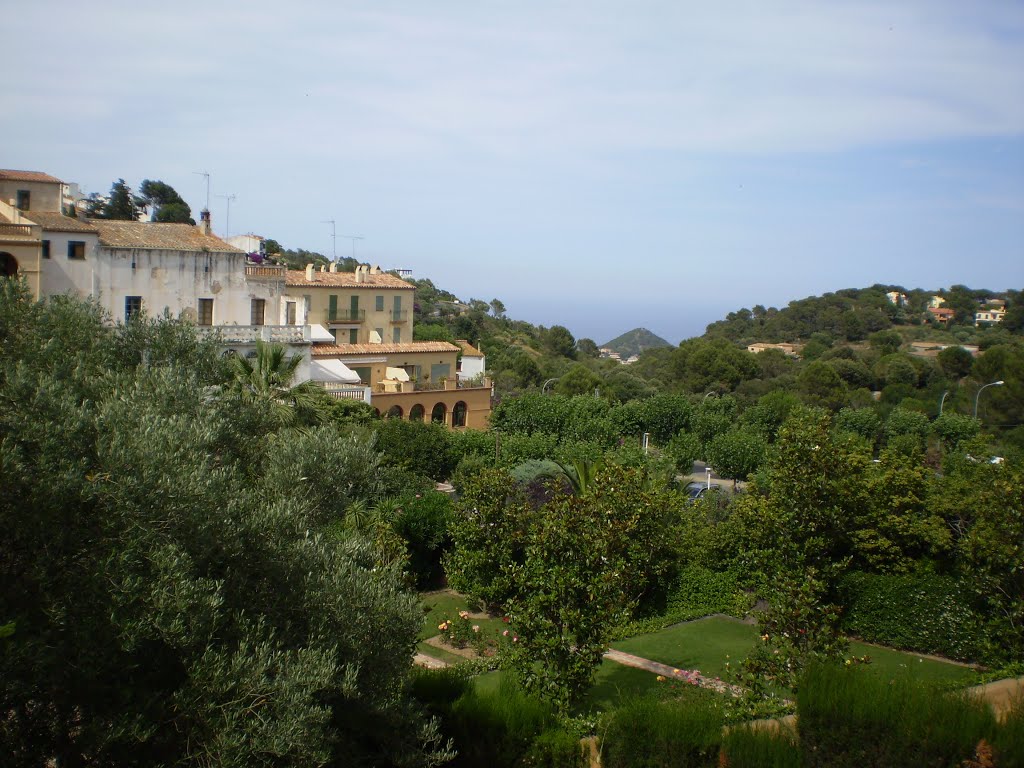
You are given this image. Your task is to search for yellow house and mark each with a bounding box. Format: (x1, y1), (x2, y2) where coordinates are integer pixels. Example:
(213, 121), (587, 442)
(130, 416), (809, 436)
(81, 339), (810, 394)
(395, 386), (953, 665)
(0, 169), (67, 297)
(288, 263), (492, 429)
(287, 263), (415, 345)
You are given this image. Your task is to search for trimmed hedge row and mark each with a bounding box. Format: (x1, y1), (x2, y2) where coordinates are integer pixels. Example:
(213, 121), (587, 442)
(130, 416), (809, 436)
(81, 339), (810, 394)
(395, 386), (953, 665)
(839, 571), (985, 661)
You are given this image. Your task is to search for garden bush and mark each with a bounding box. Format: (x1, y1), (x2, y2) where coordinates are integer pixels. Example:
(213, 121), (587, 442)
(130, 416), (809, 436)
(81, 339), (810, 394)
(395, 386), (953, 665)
(993, 694), (1024, 767)
(393, 490), (454, 588)
(798, 662), (997, 767)
(601, 696), (723, 768)
(839, 571), (984, 661)
(447, 677), (558, 768)
(520, 728), (586, 768)
(720, 725), (800, 768)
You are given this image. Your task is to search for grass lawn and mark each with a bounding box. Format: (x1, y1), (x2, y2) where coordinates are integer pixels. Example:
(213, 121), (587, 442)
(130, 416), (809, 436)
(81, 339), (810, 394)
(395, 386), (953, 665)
(611, 616), (978, 688)
(418, 590), (507, 642)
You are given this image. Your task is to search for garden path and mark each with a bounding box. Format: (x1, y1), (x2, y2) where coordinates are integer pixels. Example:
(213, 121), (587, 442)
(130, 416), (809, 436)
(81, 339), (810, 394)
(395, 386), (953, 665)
(414, 653), (448, 669)
(968, 675), (1024, 722)
(603, 648), (745, 697)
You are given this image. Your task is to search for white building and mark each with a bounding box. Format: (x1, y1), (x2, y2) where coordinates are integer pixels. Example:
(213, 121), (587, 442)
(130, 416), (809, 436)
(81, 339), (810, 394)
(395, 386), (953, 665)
(456, 339), (486, 381)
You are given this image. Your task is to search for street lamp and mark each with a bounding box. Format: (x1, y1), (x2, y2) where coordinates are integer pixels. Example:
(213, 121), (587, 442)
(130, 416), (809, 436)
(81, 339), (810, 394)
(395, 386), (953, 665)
(973, 380), (1004, 419)
(938, 390), (949, 416)
(542, 378), (558, 395)
(702, 391), (716, 404)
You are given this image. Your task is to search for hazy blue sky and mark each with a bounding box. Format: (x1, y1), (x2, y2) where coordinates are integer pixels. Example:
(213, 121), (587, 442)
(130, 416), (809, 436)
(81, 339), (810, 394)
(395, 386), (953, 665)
(7, 1), (1023, 343)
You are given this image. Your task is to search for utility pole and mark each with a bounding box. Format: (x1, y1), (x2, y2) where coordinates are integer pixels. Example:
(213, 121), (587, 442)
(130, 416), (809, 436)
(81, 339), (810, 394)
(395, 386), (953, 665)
(192, 170), (211, 211)
(339, 234), (365, 262)
(216, 193), (236, 238)
(321, 220), (336, 260)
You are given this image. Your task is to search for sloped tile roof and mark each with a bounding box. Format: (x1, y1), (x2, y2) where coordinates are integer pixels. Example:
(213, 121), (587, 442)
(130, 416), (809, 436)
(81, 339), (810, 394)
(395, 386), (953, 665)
(0, 169), (63, 183)
(286, 269), (415, 290)
(88, 220), (241, 252)
(312, 341), (460, 357)
(22, 211), (99, 233)
(455, 339), (484, 356)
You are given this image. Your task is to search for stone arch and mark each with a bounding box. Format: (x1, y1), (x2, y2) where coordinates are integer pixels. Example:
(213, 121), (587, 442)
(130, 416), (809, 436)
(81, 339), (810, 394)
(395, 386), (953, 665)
(430, 402), (447, 424)
(386, 404), (404, 419)
(409, 404), (425, 422)
(452, 400), (468, 428)
(0, 252), (19, 278)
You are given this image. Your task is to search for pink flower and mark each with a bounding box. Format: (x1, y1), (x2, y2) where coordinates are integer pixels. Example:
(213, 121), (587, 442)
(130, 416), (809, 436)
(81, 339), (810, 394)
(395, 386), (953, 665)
(458, 610), (470, 620)
(502, 616), (510, 623)
(502, 630), (509, 637)
(512, 636), (518, 643)
(472, 625), (480, 633)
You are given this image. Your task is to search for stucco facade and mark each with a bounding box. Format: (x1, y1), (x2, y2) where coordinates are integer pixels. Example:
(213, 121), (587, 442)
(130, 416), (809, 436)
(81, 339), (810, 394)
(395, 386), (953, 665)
(286, 264), (415, 345)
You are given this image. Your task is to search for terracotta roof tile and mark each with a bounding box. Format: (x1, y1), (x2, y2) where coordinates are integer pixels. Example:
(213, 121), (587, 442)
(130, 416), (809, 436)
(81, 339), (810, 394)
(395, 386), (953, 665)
(88, 220), (241, 252)
(455, 339), (484, 356)
(286, 269), (414, 290)
(23, 211), (99, 233)
(0, 169), (63, 183)
(312, 341), (460, 357)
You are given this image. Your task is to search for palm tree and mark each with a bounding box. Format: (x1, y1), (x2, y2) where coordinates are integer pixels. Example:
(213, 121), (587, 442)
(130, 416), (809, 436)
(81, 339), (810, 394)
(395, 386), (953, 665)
(228, 340), (329, 426)
(554, 458), (603, 496)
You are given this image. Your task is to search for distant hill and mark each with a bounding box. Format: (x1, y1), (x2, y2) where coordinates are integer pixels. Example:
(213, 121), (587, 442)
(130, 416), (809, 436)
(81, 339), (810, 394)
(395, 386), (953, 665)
(602, 328), (672, 358)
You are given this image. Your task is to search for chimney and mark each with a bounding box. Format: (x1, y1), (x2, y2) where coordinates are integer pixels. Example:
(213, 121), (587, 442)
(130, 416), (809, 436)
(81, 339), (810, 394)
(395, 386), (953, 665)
(305, 263), (314, 281)
(355, 264), (365, 284)
(329, 261), (337, 273)
(198, 209), (211, 235)
(320, 264), (326, 273)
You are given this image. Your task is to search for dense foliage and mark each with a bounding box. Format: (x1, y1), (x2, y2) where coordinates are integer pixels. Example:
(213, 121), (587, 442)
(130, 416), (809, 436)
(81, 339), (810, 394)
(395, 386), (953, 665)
(0, 284), (450, 767)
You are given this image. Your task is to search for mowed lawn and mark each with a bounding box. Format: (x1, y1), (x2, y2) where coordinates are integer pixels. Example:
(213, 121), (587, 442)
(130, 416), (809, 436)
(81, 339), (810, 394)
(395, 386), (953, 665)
(610, 616), (979, 687)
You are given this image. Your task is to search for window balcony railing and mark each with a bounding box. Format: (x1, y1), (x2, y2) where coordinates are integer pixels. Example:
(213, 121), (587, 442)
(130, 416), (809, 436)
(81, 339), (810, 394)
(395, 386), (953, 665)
(389, 310), (409, 323)
(324, 309), (365, 324)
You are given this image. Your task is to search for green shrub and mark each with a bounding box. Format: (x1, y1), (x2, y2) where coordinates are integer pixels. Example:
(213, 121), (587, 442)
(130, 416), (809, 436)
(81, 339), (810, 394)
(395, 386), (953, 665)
(798, 662), (997, 767)
(720, 725), (800, 768)
(521, 728), (586, 768)
(601, 696), (723, 768)
(393, 490), (454, 588)
(410, 665), (473, 717)
(839, 571), (984, 661)
(448, 677), (556, 768)
(993, 694), (1024, 767)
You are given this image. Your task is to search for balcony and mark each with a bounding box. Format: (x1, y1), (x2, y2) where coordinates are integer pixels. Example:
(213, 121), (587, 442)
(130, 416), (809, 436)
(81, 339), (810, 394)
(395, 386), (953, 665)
(389, 310), (409, 323)
(324, 309), (366, 324)
(0, 223), (34, 238)
(244, 263), (286, 279)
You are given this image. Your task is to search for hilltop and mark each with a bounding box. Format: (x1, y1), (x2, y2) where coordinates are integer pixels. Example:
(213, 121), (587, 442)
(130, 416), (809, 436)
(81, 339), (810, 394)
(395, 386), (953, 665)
(601, 328), (672, 359)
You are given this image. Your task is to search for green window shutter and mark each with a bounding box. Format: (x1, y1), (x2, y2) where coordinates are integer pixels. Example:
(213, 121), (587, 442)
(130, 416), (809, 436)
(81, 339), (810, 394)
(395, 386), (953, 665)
(328, 294), (337, 321)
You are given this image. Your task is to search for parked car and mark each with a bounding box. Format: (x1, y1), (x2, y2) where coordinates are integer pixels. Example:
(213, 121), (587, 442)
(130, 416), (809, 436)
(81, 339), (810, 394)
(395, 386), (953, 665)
(685, 481), (722, 503)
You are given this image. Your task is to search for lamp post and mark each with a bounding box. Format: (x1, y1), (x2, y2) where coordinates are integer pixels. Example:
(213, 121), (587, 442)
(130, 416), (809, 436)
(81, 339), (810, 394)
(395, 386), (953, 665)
(542, 378), (558, 395)
(973, 380), (1004, 419)
(938, 390), (949, 416)
(702, 391), (716, 404)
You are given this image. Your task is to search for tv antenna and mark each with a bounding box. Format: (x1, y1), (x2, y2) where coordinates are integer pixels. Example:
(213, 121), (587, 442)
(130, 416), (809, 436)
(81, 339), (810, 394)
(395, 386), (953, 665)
(192, 170), (211, 211)
(340, 234), (365, 261)
(321, 219), (336, 260)
(216, 193), (236, 238)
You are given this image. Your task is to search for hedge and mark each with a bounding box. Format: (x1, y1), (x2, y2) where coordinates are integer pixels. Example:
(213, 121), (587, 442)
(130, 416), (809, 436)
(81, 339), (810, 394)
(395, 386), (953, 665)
(839, 571), (985, 661)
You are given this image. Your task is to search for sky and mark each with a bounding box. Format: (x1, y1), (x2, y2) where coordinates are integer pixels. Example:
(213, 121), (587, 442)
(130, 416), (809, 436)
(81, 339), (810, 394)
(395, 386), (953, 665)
(6, 0), (1024, 344)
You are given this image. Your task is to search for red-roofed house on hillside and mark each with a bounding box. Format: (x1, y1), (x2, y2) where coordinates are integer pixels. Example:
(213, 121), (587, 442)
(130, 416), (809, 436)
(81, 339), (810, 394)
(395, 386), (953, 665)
(288, 264), (491, 428)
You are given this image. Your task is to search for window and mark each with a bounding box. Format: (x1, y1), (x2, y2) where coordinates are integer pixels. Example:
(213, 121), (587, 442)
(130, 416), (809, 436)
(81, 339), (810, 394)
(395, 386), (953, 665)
(251, 298), (266, 326)
(15, 190), (29, 211)
(353, 366), (371, 384)
(375, 295), (385, 312)
(67, 241), (86, 260)
(392, 326), (401, 343)
(285, 301), (297, 325)
(348, 328), (358, 344)
(374, 327), (384, 343)
(125, 296), (142, 321)
(198, 298), (214, 326)
(42, 240), (51, 259)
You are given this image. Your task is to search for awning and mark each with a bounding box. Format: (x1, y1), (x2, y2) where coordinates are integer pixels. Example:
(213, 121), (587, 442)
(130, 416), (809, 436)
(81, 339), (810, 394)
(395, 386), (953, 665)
(385, 366), (410, 382)
(309, 324), (336, 343)
(310, 358), (361, 384)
